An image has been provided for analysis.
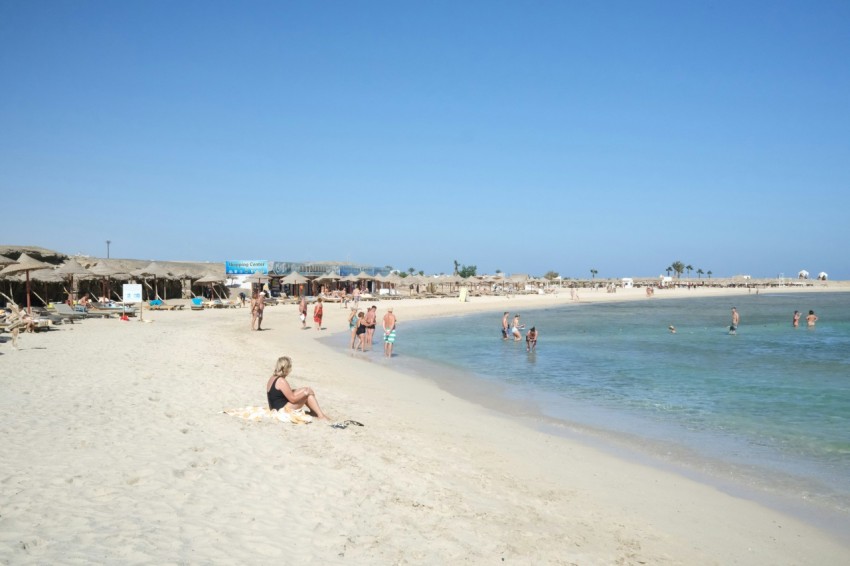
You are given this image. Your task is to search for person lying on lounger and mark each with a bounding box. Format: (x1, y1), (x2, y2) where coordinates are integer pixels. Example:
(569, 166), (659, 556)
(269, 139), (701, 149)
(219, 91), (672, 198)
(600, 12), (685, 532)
(265, 356), (329, 421)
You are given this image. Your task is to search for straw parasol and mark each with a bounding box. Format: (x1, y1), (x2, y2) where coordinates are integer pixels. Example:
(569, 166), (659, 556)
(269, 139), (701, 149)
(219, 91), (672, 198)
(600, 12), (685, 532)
(195, 273), (226, 299)
(244, 272), (270, 285)
(0, 254), (15, 266)
(0, 253), (53, 314)
(131, 261), (175, 300)
(280, 271), (308, 285)
(89, 262), (130, 302)
(54, 258), (93, 303)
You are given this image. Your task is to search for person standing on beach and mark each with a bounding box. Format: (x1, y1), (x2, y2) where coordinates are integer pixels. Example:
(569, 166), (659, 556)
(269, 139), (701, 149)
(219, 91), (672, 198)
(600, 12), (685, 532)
(354, 311), (367, 351)
(313, 297), (323, 331)
(730, 307), (739, 335)
(364, 305), (377, 348)
(501, 312), (510, 340)
(383, 307), (397, 358)
(348, 307), (359, 349)
(793, 310), (801, 328)
(299, 295), (308, 329)
(250, 291), (264, 331)
(806, 310), (818, 327)
(352, 286), (361, 309)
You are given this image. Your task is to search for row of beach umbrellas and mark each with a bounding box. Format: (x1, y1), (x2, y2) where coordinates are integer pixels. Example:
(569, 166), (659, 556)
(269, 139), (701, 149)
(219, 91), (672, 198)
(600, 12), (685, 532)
(0, 254), (229, 314)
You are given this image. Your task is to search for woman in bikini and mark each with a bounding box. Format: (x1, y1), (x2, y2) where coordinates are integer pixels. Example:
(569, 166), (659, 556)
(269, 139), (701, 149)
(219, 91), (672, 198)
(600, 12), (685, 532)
(266, 356), (329, 420)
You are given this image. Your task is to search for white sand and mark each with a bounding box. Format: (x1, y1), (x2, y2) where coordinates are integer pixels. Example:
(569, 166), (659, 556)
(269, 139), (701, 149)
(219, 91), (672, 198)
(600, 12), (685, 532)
(2, 286), (849, 563)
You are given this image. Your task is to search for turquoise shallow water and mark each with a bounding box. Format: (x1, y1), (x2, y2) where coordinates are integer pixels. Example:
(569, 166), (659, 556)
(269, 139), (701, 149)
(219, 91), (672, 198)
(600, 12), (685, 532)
(366, 292), (850, 519)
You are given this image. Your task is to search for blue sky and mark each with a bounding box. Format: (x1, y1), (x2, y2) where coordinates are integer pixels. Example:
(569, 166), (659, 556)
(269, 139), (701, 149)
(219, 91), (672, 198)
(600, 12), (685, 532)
(2, 1), (848, 279)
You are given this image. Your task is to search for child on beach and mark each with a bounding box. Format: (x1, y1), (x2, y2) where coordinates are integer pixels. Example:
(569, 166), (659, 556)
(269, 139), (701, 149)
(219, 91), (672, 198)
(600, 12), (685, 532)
(299, 295), (308, 329)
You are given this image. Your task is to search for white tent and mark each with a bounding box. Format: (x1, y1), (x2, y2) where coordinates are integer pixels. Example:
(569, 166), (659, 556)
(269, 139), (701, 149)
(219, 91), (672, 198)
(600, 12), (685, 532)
(798, 270), (809, 279)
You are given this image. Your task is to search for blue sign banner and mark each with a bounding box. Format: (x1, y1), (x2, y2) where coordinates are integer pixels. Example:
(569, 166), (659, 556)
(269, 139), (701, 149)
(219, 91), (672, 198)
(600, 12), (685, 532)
(225, 260), (269, 275)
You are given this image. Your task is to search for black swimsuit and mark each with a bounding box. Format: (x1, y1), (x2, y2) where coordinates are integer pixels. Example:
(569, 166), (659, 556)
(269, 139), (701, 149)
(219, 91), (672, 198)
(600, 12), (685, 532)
(267, 376), (289, 411)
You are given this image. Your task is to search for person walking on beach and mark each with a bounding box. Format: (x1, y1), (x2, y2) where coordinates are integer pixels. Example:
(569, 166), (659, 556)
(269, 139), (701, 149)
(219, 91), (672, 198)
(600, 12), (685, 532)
(299, 295), (308, 329)
(793, 310), (801, 328)
(313, 297), (324, 331)
(501, 312), (510, 340)
(352, 286), (361, 309)
(729, 307), (739, 335)
(526, 326), (538, 352)
(383, 307), (397, 358)
(806, 310), (818, 327)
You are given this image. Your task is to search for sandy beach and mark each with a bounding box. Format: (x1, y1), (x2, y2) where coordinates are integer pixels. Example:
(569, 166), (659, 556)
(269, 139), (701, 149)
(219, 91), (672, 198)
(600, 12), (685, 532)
(2, 285), (849, 564)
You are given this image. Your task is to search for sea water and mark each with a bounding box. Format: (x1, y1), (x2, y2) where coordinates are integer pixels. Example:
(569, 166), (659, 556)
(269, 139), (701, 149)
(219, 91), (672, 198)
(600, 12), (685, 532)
(333, 292), (850, 529)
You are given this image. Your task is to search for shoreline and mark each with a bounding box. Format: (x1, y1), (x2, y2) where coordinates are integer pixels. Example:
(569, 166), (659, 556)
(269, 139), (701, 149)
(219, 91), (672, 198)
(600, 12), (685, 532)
(324, 287), (850, 539)
(2, 285), (849, 562)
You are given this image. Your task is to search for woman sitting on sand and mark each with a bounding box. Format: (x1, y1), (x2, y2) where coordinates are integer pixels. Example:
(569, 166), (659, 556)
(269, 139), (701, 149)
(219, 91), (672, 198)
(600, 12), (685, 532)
(266, 356), (329, 421)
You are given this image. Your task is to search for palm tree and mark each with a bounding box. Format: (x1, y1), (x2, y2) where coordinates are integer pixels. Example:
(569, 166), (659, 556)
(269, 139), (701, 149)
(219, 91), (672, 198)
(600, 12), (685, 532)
(453, 260), (460, 275)
(408, 267), (415, 275)
(697, 268), (704, 279)
(666, 266), (673, 277)
(686, 264), (693, 278)
(671, 261), (685, 279)
(707, 270), (713, 279)
(590, 269), (598, 279)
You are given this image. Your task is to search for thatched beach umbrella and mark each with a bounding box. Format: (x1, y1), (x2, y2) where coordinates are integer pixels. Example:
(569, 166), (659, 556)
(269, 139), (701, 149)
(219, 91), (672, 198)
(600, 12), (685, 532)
(89, 262), (130, 301)
(195, 273), (226, 299)
(0, 254), (15, 266)
(0, 253), (53, 315)
(53, 258), (93, 303)
(131, 261), (175, 300)
(244, 272), (270, 285)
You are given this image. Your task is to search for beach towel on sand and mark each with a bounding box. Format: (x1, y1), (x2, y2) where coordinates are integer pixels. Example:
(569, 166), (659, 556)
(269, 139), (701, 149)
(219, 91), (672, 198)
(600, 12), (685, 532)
(223, 406), (313, 424)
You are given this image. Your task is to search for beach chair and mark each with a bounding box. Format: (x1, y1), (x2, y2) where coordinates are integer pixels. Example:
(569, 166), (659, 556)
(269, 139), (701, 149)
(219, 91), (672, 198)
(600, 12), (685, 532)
(190, 298), (205, 311)
(53, 303), (113, 320)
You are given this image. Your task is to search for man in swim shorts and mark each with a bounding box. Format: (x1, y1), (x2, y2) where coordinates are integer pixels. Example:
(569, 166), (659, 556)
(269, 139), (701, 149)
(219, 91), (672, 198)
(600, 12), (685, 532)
(383, 307), (397, 358)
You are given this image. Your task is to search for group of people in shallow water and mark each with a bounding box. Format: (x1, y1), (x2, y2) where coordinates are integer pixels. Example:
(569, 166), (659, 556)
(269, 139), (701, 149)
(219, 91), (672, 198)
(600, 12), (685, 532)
(501, 311), (538, 352)
(348, 304), (396, 357)
(793, 309), (818, 328)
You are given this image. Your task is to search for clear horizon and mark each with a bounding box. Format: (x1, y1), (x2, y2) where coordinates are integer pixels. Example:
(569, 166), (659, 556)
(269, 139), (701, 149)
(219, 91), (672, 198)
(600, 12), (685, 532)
(2, 2), (848, 279)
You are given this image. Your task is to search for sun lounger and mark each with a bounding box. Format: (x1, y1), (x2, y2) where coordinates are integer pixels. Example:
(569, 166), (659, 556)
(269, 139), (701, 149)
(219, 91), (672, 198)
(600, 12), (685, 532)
(89, 302), (137, 317)
(148, 300), (185, 311)
(53, 303), (114, 320)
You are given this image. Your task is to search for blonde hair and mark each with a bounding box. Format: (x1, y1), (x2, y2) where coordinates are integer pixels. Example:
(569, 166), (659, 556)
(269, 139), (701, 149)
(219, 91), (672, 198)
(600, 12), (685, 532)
(273, 356), (292, 378)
